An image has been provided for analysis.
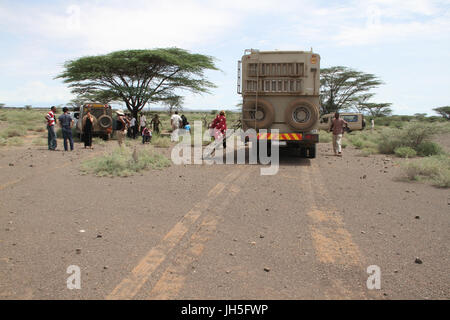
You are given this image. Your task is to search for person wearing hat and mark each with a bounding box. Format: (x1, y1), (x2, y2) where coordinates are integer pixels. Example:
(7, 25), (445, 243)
(115, 110), (129, 147)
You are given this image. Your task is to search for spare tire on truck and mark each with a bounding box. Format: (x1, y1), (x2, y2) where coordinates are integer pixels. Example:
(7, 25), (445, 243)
(98, 115), (113, 129)
(242, 99), (275, 129)
(285, 99), (319, 132)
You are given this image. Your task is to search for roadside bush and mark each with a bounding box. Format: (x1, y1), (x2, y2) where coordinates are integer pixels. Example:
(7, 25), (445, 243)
(402, 155), (450, 188)
(92, 137), (106, 146)
(5, 137), (24, 146)
(0, 126), (26, 138)
(357, 147), (378, 157)
(416, 141), (443, 156)
(81, 147), (171, 177)
(377, 123), (443, 155)
(402, 122), (442, 148)
(377, 128), (403, 154)
(152, 135), (171, 148)
(319, 131), (332, 143)
(394, 146), (417, 158)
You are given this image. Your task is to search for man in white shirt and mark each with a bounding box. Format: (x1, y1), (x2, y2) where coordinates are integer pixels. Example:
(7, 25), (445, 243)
(170, 111), (182, 142)
(139, 113), (147, 134)
(130, 116), (137, 139)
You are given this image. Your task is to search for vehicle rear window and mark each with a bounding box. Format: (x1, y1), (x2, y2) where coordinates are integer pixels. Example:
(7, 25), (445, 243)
(343, 115), (358, 122)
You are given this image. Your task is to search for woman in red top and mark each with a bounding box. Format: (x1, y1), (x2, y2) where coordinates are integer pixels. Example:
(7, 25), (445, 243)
(210, 110), (227, 149)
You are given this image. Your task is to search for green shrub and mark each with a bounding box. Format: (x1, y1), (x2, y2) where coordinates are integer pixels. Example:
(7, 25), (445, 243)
(5, 137), (24, 146)
(319, 131), (332, 143)
(389, 121), (404, 129)
(81, 147), (171, 177)
(402, 122), (442, 148)
(377, 122), (443, 155)
(402, 155), (450, 188)
(152, 135), (171, 148)
(377, 128), (403, 154)
(0, 126), (26, 138)
(356, 147), (378, 157)
(394, 146), (417, 158)
(416, 141), (443, 156)
(92, 137), (106, 146)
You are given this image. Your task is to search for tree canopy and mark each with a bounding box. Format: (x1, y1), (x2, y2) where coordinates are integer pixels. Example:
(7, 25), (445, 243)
(163, 95), (184, 114)
(57, 48), (218, 117)
(433, 106), (450, 120)
(320, 66), (383, 115)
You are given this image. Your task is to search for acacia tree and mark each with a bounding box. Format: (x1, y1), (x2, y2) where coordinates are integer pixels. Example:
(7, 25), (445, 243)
(360, 102), (393, 117)
(320, 66), (383, 114)
(57, 48), (218, 118)
(163, 96), (184, 114)
(433, 106), (450, 120)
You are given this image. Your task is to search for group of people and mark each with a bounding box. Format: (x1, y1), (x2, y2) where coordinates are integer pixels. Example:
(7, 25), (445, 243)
(44, 106), (168, 151)
(47, 108), (350, 157)
(45, 106), (98, 151)
(169, 110), (227, 147)
(170, 111), (191, 141)
(115, 111), (164, 146)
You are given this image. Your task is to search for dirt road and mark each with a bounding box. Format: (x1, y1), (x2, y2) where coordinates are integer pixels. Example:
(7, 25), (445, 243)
(0, 139), (448, 299)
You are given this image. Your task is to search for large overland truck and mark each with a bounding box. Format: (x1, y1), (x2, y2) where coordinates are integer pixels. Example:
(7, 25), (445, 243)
(238, 49), (320, 158)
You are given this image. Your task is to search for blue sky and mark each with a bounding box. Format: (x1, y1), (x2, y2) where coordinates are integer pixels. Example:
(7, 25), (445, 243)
(0, 0), (449, 115)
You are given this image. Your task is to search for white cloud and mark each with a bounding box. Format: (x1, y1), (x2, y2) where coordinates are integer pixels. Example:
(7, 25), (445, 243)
(0, 81), (73, 106)
(0, 0), (449, 113)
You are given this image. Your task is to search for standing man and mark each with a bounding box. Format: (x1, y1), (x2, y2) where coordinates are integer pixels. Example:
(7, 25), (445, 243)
(58, 107), (74, 151)
(139, 112), (147, 135)
(130, 115), (137, 139)
(116, 110), (129, 147)
(170, 111), (182, 142)
(371, 118), (375, 131)
(150, 114), (161, 134)
(45, 106), (57, 150)
(330, 112), (348, 157)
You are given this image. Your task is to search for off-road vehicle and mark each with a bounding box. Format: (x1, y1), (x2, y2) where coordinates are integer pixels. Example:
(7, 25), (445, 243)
(238, 49), (320, 158)
(76, 103), (113, 140)
(318, 113), (366, 133)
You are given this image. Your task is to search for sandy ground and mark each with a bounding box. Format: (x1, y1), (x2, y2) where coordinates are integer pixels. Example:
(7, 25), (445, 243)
(0, 136), (448, 300)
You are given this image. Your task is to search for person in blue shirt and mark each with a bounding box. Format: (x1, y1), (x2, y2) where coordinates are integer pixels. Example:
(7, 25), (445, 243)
(58, 107), (74, 151)
(184, 122), (191, 133)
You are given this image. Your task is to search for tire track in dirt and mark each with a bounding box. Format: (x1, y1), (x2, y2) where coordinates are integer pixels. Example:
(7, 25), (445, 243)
(146, 169), (251, 300)
(301, 161), (371, 299)
(106, 167), (245, 300)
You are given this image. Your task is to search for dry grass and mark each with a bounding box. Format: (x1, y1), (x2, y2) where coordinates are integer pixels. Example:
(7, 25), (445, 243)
(402, 155), (450, 188)
(81, 146), (171, 177)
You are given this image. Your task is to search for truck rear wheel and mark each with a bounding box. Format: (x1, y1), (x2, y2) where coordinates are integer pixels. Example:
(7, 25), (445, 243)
(243, 99), (275, 129)
(285, 99), (318, 132)
(307, 145), (316, 158)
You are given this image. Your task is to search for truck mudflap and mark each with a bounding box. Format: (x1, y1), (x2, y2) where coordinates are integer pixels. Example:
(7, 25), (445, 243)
(256, 132), (318, 143)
